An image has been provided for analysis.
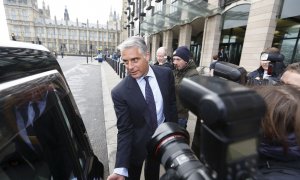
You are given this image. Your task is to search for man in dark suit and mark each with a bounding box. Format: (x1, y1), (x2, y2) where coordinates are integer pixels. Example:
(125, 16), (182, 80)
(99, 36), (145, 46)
(107, 36), (178, 180)
(218, 47), (228, 62)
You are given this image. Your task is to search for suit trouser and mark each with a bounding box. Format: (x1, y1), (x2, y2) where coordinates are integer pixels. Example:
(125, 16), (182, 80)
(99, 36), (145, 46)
(126, 155), (160, 180)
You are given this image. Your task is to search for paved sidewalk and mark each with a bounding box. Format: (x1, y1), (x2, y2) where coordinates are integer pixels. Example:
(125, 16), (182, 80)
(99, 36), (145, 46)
(99, 60), (197, 178)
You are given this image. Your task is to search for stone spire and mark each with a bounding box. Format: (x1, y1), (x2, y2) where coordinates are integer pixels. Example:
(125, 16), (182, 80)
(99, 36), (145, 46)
(64, 6), (70, 21)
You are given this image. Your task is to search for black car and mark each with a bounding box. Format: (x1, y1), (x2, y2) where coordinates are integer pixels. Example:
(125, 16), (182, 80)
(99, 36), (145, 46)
(0, 41), (104, 180)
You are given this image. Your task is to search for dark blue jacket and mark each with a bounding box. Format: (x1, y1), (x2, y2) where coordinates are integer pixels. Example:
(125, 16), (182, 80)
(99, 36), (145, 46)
(257, 134), (300, 179)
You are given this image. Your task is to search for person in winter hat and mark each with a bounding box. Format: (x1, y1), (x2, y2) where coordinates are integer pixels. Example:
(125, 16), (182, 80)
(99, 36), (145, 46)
(172, 46), (199, 128)
(172, 46), (190, 69)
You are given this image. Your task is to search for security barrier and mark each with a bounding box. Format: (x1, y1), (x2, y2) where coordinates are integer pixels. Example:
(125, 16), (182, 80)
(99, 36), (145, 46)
(106, 58), (126, 79)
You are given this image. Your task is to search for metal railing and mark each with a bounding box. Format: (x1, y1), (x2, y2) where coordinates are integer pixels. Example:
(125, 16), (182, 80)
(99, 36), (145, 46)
(106, 58), (127, 79)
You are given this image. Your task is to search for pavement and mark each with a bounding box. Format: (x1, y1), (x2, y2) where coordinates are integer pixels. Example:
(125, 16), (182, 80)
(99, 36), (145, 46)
(98, 60), (197, 178)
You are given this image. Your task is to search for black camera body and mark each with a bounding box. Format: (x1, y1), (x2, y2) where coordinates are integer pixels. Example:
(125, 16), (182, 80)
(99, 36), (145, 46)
(213, 61), (247, 85)
(148, 75), (266, 180)
(180, 76), (266, 179)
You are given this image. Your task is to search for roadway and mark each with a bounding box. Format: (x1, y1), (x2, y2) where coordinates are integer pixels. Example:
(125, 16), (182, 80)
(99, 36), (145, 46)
(57, 55), (110, 178)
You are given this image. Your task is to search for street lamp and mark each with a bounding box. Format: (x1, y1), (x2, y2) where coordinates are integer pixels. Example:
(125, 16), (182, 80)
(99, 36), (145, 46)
(82, 23), (88, 64)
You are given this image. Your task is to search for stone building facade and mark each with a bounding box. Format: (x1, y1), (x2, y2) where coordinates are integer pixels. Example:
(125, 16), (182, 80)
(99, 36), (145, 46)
(4, 0), (121, 56)
(121, 0), (300, 72)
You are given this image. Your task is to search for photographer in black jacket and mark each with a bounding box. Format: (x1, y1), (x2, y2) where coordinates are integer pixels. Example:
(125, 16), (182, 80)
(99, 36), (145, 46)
(247, 47), (285, 86)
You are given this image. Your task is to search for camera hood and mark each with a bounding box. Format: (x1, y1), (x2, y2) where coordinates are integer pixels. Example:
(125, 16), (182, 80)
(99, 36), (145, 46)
(213, 62), (247, 84)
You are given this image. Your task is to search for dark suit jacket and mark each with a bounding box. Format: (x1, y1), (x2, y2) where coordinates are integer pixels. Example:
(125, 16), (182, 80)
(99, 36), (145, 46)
(111, 65), (177, 170)
(218, 51), (228, 62)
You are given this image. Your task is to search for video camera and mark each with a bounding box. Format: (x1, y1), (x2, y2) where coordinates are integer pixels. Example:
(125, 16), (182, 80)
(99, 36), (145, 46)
(148, 75), (266, 180)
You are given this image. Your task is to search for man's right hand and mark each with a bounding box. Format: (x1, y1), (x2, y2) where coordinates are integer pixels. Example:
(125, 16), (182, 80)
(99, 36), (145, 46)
(107, 173), (125, 180)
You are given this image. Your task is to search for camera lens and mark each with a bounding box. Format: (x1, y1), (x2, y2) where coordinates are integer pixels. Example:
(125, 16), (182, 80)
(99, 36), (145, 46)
(148, 122), (210, 180)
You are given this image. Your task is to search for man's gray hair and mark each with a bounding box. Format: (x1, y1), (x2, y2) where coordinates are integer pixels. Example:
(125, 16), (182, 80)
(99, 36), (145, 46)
(118, 36), (147, 55)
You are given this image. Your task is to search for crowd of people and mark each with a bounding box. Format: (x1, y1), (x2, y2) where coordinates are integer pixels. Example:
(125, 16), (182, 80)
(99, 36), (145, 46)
(107, 36), (300, 180)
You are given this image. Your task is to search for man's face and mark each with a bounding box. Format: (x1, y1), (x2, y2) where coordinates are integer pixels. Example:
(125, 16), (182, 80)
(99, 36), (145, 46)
(156, 50), (166, 64)
(280, 70), (300, 87)
(121, 47), (149, 79)
(173, 56), (187, 70)
(260, 60), (270, 71)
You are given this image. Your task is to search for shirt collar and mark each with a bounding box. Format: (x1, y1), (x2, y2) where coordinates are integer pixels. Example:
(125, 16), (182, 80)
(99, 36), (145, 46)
(136, 66), (155, 83)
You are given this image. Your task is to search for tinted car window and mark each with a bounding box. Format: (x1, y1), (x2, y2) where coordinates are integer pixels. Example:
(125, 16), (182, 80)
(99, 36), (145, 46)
(0, 70), (88, 179)
(0, 44), (104, 179)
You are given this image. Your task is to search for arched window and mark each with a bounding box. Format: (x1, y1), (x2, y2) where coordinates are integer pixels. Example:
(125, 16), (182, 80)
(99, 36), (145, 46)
(220, 4), (250, 65)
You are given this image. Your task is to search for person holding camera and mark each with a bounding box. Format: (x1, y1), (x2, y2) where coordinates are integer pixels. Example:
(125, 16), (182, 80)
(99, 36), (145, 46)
(172, 46), (199, 128)
(254, 85), (300, 179)
(107, 37), (178, 180)
(247, 47), (285, 85)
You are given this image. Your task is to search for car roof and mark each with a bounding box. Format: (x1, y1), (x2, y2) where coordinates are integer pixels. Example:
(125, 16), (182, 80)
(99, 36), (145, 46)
(0, 41), (59, 84)
(0, 40), (50, 52)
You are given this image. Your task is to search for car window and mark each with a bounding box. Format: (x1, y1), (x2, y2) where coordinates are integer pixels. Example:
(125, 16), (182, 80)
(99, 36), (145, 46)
(0, 70), (90, 179)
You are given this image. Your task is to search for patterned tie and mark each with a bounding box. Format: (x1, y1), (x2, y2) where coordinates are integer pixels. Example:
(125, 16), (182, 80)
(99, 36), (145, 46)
(144, 76), (157, 130)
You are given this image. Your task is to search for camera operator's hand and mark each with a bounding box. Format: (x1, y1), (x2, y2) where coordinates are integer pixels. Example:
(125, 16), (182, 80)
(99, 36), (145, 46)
(107, 173), (125, 180)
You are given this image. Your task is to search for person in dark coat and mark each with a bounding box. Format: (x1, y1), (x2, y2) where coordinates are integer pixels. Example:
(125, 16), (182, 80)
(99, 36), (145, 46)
(107, 36), (178, 180)
(172, 46), (199, 128)
(218, 47), (228, 62)
(254, 85), (300, 180)
(247, 47), (285, 85)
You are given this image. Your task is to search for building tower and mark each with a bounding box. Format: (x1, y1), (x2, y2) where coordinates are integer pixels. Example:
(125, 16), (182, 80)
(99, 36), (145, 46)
(64, 6), (70, 21)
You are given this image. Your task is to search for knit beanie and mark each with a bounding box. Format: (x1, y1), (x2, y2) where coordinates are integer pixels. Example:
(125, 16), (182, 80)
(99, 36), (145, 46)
(173, 46), (190, 62)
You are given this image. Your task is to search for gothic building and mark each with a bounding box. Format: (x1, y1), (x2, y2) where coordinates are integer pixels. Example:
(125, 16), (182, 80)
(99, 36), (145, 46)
(3, 0), (121, 55)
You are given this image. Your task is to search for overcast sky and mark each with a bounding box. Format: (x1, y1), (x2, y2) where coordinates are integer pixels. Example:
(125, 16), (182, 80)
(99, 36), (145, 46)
(38, 0), (122, 25)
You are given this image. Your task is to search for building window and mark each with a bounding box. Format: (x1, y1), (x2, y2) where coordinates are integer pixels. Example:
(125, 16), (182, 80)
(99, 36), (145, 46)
(99, 33), (102, 41)
(220, 4), (250, 65)
(48, 28), (54, 39)
(80, 31), (85, 40)
(90, 31), (96, 40)
(273, 18), (300, 65)
(22, 9), (28, 20)
(48, 42), (53, 48)
(11, 9), (17, 20)
(70, 30), (76, 40)
(103, 34), (106, 42)
(222, 4), (250, 30)
(24, 26), (30, 37)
